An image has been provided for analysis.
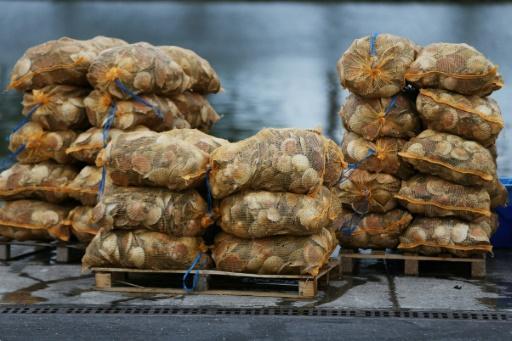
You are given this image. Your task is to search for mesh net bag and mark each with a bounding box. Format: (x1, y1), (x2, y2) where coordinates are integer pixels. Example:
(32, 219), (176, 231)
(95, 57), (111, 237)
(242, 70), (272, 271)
(84, 90), (190, 131)
(210, 128), (332, 199)
(340, 93), (420, 141)
(399, 129), (496, 186)
(173, 92), (221, 132)
(163, 129), (229, 154)
(97, 130), (209, 190)
(487, 179), (508, 209)
(405, 43), (501, 96)
(67, 206), (98, 243)
(66, 126), (150, 164)
(0, 226), (53, 242)
(337, 33), (418, 98)
(332, 169), (400, 214)
(219, 187), (344, 238)
(82, 229), (210, 270)
(398, 216), (493, 257)
(212, 228), (336, 276)
(9, 122), (77, 164)
(0, 199), (70, 241)
(416, 89), (503, 147)
(9, 36), (127, 91)
(341, 132), (413, 179)
(0, 162), (77, 203)
(87, 42), (191, 99)
(395, 175), (491, 220)
(91, 186), (212, 237)
(158, 46), (221, 94)
(322, 137), (346, 187)
(22, 85), (89, 131)
(336, 209), (413, 249)
(67, 166), (111, 206)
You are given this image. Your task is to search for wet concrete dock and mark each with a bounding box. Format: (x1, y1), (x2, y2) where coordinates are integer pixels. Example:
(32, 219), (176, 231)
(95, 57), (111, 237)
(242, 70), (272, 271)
(1, 247), (511, 311)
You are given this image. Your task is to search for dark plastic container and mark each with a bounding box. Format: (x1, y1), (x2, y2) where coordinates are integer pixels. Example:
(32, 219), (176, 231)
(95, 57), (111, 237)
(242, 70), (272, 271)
(491, 178), (512, 248)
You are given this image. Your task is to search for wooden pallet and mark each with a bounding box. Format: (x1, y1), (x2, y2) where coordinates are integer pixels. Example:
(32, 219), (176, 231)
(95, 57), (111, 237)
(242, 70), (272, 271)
(0, 239), (85, 263)
(340, 249), (486, 278)
(92, 259), (341, 299)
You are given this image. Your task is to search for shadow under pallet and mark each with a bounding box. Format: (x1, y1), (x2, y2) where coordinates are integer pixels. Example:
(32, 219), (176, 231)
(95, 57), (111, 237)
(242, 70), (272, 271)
(92, 259), (341, 299)
(340, 249), (486, 278)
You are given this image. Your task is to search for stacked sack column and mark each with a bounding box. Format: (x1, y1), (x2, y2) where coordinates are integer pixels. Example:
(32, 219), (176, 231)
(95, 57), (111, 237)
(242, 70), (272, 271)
(0, 36), (125, 244)
(210, 128), (347, 277)
(397, 42), (506, 256)
(81, 42), (225, 275)
(65, 42), (223, 247)
(333, 33), (422, 249)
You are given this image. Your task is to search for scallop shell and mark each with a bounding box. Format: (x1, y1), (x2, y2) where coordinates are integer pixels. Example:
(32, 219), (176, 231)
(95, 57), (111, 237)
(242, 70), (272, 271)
(131, 153), (152, 175)
(275, 156), (293, 173)
(266, 207), (281, 222)
(433, 225), (450, 246)
(451, 222), (469, 243)
(133, 72), (153, 91)
(434, 141), (453, 156)
(298, 207), (317, 227)
(101, 233), (118, 256)
(261, 256), (285, 274)
(145, 206), (162, 226)
(347, 140), (370, 161)
(406, 143), (425, 156)
(30, 165), (50, 183)
(303, 243), (323, 264)
(291, 154), (310, 172)
(126, 200), (146, 222)
(469, 227), (489, 242)
(127, 246), (146, 268)
(232, 163), (252, 185)
(462, 141), (481, 153)
(281, 138), (298, 155)
(15, 58), (31, 77)
(472, 123), (492, 141)
(440, 110), (459, 129)
(246, 256), (265, 273)
(45, 133), (64, 150)
(147, 168), (169, 184)
(301, 168), (319, 188)
(407, 226), (427, 242)
(31, 210), (59, 226)
(450, 147), (470, 161)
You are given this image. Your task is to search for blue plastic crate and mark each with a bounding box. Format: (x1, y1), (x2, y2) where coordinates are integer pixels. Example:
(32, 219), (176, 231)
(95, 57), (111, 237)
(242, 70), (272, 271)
(492, 178), (512, 248)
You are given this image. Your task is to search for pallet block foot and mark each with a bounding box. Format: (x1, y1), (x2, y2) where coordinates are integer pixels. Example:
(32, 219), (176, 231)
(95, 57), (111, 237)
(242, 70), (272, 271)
(471, 259), (486, 278)
(0, 244), (10, 261)
(298, 279), (317, 298)
(56, 246), (70, 263)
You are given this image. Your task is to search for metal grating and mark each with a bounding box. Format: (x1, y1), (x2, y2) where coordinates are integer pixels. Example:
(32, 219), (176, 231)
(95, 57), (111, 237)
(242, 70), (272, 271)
(0, 305), (510, 321)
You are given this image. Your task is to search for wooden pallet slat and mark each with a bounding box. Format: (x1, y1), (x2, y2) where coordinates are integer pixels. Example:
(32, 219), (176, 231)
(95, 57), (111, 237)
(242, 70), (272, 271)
(92, 259), (341, 299)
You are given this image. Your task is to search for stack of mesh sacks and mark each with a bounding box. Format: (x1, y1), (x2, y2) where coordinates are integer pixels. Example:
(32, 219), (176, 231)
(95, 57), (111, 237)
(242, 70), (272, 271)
(81, 42), (225, 270)
(0, 36), (126, 244)
(210, 128), (347, 276)
(336, 33), (506, 257)
(334, 34), (421, 250)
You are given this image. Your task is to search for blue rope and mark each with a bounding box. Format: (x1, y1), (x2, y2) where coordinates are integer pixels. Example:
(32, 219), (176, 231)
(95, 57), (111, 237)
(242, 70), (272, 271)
(114, 79), (163, 119)
(384, 95), (398, 115)
(370, 32), (378, 56)
(97, 102), (116, 201)
(347, 149), (376, 169)
(183, 253), (207, 293)
(205, 169), (213, 214)
(341, 214), (363, 236)
(5, 104), (41, 142)
(97, 165), (107, 201)
(0, 144), (26, 171)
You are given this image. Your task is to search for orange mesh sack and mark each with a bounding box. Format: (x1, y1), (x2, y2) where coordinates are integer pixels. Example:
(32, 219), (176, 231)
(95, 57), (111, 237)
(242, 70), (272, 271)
(210, 128), (330, 199)
(82, 229), (210, 270)
(0, 199), (70, 241)
(212, 228), (336, 276)
(173, 92), (221, 132)
(337, 33), (418, 98)
(66, 126), (149, 164)
(0, 226), (53, 242)
(340, 93), (420, 141)
(87, 42), (190, 99)
(159, 46), (221, 93)
(405, 43), (501, 96)
(67, 166), (111, 206)
(97, 130), (209, 190)
(84, 90), (190, 131)
(219, 187), (344, 238)
(67, 206), (98, 243)
(341, 132), (413, 179)
(416, 89), (503, 147)
(9, 36), (127, 91)
(336, 209), (412, 249)
(163, 129), (229, 154)
(398, 217), (493, 257)
(332, 169), (400, 214)
(399, 129), (496, 186)
(322, 137), (346, 187)
(9, 122), (77, 164)
(395, 175), (491, 220)
(0, 162), (77, 203)
(22, 85), (89, 130)
(487, 179), (508, 209)
(91, 186), (212, 237)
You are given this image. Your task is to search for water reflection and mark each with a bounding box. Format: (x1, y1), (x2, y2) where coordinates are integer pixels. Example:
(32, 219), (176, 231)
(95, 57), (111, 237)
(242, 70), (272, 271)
(0, 1), (511, 174)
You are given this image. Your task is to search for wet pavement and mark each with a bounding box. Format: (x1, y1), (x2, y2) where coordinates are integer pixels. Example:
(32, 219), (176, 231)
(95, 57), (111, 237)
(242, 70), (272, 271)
(1, 246), (511, 312)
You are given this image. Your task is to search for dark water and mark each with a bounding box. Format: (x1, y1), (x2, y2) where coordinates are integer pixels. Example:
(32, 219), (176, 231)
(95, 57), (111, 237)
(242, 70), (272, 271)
(0, 1), (511, 175)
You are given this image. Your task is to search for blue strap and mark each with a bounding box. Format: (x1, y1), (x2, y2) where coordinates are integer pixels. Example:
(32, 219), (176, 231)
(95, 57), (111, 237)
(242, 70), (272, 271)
(183, 253), (206, 293)
(205, 169), (213, 214)
(347, 149), (376, 169)
(97, 102), (116, 201)
(384, 95), (398, 114)
(341, 214), (363, 236)
(369, 32), (378, 56)
(0, 144), (26, 171)
(5, 104), (41, 142)
(97, 165), (107, 201)
(114, 79), (163, 119)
